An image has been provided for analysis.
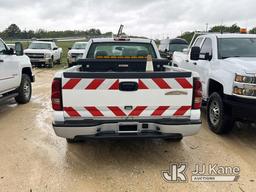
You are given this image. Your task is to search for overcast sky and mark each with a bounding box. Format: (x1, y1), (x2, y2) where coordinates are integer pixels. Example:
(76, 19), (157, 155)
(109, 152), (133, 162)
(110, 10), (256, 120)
(0, 0), (255, 38)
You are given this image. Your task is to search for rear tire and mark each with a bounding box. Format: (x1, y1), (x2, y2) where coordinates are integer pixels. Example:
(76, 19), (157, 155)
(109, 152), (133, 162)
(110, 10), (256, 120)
(15, 74), (32, 104)
(207, 92), (234, 134)
(48, 58), (54, 68)
(164, 136), (183, 142)
(66, 138), (83, 143)
(57, 55), (61, 65)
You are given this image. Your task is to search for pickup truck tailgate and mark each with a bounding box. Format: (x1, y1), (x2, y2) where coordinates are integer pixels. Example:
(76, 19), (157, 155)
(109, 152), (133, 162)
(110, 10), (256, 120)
(61, 72), (193, 120)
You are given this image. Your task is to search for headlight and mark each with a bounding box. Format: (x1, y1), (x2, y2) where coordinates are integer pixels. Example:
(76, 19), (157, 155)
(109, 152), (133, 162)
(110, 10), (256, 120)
(45, 53), (51, 58)
(235, 74), (256, 84)
(233, 87), (256, 97)
(77, 53), (83, 59)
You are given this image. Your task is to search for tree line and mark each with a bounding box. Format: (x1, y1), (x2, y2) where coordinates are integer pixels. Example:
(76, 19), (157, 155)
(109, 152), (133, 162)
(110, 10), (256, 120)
(0, 24), (113, 40)
(180, 24), (256, 43)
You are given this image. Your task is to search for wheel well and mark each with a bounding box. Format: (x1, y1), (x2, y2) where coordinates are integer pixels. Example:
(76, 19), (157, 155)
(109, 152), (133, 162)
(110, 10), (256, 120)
(22, 68), (33, 81)
(208, 79), (224, 97)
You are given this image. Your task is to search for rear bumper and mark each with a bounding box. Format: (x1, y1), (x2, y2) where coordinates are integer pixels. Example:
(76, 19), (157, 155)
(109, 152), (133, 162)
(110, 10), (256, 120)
(224, 95), (256, 122)
(53, 119), (201, 139)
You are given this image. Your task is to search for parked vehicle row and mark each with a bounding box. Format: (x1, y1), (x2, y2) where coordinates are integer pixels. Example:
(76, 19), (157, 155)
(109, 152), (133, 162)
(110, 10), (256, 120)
(172, 33), (256, 134)
(0, 38), (34, 104)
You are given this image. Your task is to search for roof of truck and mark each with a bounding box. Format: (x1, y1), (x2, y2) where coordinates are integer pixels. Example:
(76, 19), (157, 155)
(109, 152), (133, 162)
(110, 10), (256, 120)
(32, 41), (53, 44)
(91, 38), (152, 43)
(199, 33), (256, 38)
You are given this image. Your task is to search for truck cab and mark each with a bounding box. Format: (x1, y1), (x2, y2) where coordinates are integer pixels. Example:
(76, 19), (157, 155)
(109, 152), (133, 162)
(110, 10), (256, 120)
(159, 38), (188, 60)
(173, 33), (256, 134)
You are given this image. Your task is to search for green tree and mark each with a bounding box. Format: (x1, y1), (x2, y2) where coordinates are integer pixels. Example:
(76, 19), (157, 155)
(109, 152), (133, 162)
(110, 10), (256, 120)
(209, 24), (240, 33)
(179, 32), (194, 43)
(249, 27), (256, 34)
(2, 24), (21, 39)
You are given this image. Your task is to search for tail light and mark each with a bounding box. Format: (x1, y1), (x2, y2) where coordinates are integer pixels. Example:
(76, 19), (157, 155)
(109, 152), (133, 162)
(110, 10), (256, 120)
(51, 78), (63, 111)
(192, 78), (202, 109)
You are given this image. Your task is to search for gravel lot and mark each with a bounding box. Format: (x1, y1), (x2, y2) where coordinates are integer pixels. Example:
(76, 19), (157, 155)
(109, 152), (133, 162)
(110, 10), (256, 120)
(0, 69), (255, 192)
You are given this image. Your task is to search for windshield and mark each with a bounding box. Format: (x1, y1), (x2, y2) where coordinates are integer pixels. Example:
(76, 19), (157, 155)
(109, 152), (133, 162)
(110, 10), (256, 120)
(218, 38), (256, 58)
(169, 44), (188, 53)
(29, 43), (51, 50)
(72, 43), (87, 50)
(87, 42), (157, 58)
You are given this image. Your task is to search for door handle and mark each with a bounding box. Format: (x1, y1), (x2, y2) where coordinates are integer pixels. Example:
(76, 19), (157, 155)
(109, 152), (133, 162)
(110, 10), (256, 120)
(0, 60), (4, 62)
(193, 62), (197, 65)
(185, 60), (189, 62)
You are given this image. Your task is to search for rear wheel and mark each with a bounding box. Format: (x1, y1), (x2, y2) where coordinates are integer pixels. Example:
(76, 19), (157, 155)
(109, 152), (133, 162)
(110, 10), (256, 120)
(15, 74), (32, 104)
(48, 57), (54, 68)
(164, 136), (183, 142)
(207, 92), (234, 134)
(57, 55), (61, 65)
(66, 138), (83, 143)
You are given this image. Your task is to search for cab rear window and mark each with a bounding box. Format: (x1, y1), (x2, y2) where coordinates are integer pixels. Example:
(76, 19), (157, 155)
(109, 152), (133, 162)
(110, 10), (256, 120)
(87, 42), (157, 59)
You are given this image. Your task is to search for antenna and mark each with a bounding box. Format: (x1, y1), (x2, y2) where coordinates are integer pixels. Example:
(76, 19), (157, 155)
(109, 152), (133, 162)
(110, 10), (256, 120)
(220, 19), (224, 34)
(117, 24), (124, 37)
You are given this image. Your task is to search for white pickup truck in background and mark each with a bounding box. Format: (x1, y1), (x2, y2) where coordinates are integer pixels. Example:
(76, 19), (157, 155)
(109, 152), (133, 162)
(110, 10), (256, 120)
(0, 38), (34, 104)
(173, 33), (256, 134)
(24, 40), (62, 68)
(51, 37), (202, 143)
(67, 42), (87, 67)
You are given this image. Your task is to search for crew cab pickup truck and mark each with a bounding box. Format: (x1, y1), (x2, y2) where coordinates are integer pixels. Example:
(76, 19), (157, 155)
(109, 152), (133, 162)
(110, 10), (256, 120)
(173, 33), (256, 134)
(51, 38), (202, 143)
(24, 41), (62, 68)
(0, 39), (34, 104)
(67, 42), (87, 68)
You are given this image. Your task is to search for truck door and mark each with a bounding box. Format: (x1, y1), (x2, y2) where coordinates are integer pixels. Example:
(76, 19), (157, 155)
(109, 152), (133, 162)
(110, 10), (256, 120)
(191, 38), (212, 99)
(0, 40), (19, 93)
(183, 37), (204, 71)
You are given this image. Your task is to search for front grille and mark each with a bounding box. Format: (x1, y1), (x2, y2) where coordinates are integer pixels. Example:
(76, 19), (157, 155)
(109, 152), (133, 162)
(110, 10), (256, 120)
(26, 53), (44, 59)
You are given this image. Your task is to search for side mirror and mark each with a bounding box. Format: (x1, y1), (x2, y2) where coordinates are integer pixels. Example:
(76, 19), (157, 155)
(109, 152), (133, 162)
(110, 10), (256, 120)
(15, 42), (24, 56)
(182, 48), (188, 53)
(68, 47), (71, 50)
(53, 47), (58, 50)
(204, 52), (212, 61)
(190, 46), (200, 60)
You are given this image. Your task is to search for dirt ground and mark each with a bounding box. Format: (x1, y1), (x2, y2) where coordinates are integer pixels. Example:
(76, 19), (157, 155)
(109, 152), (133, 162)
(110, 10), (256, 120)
(0, 69), (256, 192)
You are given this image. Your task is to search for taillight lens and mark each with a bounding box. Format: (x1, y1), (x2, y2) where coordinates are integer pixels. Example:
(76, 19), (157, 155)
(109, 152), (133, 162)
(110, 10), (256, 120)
(192, 78), (202, 109)
(51, 78), (62, 111)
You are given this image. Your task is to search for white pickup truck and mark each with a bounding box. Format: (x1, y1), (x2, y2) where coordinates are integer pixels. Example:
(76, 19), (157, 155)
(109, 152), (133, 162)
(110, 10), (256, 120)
(173, 33), (256, 134)
(67, 42), (88, 68)
(24, 41), (62, 68)
(51, 38), (202, 143)
(0, 38), (34, 104)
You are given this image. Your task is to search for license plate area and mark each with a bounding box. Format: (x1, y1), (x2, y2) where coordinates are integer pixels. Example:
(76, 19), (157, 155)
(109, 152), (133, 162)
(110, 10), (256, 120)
(119, 124), (138, 132)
